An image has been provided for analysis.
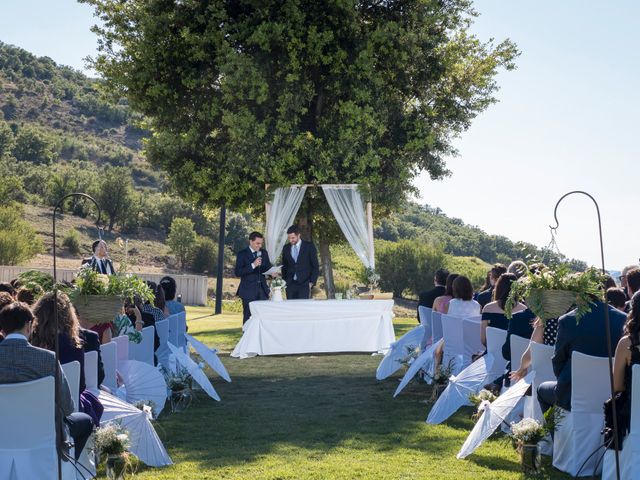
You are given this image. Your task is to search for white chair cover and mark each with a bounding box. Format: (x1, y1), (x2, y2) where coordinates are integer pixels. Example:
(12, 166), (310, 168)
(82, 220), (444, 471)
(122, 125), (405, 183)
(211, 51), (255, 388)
(61, 361), (80, 412)
(113, 335), (129, 369)
(485, 327), (508, 378)
(432, 312), (443, 344)
(0, 377), (59, 480)
(603, 364), (640, 479)
(441, 314), (466, 374)
(509, 335), (530, 372)
(84, 351), (99, 396)
(168, 312), (187, 351)
(523, 342), (555, 422)
(101, 341), (117, 392)
(462, 317), (483, 362)
(155, 319), (170, 370)
(129, 325), (155, 366)
(553, 351), (611, 477)
(418, 306), (433, 350)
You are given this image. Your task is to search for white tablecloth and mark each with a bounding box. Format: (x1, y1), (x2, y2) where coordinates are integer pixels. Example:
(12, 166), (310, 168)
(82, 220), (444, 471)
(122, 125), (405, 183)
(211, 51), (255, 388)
(231, 299), (396, 358)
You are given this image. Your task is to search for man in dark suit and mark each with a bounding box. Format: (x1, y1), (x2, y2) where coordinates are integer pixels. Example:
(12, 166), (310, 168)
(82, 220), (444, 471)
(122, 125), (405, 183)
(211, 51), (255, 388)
(281, 225), (319, 300)
(417, 268), (449, 321)
(537, 300), (626, 413)
(82, 239), (115, 275)
(235, 231), (272, 324)
(0, 302), (93, 459)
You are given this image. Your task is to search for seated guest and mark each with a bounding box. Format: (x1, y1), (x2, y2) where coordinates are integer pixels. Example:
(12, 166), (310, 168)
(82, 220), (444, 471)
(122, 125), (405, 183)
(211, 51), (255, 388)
(625, 268), (640, 312)
(507, 260), (528, 279)
(620, 264), (638, 300)
(159, 276), (185, 315)
(417, 268), (449, 320)
(0, 282), (16, 297)
(433, 273), (459, 314)
(15, 284), (43, 305)
(607, 287), (628, 312)
(447, 276), (481, 317)
(612, 291), (640, 441)
(0, 302), (93, 459)
(537, 296), (626, 413)
(128, 296), (160, 361)
(153, 283), (170, 317)
(141, 282), (167, 323)
(509, 316), (561, 383)
(90, 320), (113, 345)
(76, 309), (106, 387)
(32, 292), (104, 426)
(481, 273), (526, 346)
(476, 264), (507, 308)
(502, 309), (536, 364)
(0, 291), (14, 341)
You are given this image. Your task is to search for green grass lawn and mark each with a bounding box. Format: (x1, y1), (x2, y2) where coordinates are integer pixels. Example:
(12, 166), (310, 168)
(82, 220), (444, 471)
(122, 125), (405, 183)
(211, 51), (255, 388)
(117, 307), (569, 479)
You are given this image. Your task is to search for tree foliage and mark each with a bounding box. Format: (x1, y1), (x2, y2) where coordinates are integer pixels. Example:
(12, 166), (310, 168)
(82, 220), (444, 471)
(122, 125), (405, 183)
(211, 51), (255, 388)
(95, 166), (134, 230)
(0, 203), (43, 265)
(84, 0), (518, 212)
(167, 217), (197, 269)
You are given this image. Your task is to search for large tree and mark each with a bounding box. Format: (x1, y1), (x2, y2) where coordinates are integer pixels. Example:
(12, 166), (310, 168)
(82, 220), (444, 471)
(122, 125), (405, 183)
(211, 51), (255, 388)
(84, 0), (517, 291)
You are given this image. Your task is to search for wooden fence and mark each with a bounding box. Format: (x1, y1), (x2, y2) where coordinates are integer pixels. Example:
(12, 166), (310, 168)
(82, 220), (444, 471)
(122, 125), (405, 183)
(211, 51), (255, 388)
(0, 266), (209, 306)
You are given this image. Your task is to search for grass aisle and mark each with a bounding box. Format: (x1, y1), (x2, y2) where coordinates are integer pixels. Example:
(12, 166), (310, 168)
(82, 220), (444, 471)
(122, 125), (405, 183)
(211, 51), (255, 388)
(126, 307), (568, 480)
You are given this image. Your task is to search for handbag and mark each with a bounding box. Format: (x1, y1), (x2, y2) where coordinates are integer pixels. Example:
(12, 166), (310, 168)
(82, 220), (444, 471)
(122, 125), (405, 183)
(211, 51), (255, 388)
(603, 391), (629, 450)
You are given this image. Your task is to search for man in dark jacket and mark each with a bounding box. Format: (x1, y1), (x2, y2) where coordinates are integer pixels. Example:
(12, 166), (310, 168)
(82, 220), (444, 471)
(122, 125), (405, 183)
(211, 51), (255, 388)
(235, 231), (272, 324)
(537, 301), (626, 412)
(280, 225), (319, 300)
(417, 268), (449, 321)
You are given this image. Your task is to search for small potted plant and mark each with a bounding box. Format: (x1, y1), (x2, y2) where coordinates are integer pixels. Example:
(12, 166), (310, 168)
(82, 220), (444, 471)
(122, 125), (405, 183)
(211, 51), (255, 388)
(504, 264), (605, 323)
(95, 423), (132, 480)
(509, 407), (562, 474)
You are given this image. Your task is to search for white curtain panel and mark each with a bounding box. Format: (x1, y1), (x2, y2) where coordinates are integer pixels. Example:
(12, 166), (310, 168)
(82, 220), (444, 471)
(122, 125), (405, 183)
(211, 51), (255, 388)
(265, 186), (307, 261)
(321, 185), (374, 269)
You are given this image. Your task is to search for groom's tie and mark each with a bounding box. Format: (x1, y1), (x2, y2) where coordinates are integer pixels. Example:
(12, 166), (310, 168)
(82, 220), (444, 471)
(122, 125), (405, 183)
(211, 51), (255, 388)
(292, 243), (299, 263)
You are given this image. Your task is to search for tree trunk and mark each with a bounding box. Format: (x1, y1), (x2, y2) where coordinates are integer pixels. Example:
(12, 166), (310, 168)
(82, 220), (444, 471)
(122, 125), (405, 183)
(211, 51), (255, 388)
(319, 234), (335, 299)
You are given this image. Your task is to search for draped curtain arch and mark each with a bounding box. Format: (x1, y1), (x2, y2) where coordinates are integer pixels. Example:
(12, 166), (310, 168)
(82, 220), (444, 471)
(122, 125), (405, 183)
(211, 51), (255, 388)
(264, 184), (375, 270)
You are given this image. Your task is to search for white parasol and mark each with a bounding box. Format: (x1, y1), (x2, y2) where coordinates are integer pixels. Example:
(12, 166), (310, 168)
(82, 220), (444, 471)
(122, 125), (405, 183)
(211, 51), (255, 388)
(168, 343), (221, 401)
(393, 339), (443, 397)
(118, 360), (168, 418)
(376, 325), (425, 380)
(185, 333), (231, 383)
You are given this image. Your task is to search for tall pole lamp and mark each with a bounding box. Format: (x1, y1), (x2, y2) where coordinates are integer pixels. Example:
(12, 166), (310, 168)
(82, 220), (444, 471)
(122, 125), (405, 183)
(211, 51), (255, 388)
(550, 190), (620, 480)
(52, 193), (102, 480)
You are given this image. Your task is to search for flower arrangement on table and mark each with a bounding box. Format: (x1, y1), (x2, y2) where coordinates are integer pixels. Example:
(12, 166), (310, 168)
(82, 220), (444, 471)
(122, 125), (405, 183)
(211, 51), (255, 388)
(504, 264), (605, 324)
(70, 265), (154, 325)
(269, 277), (286, 301)
(95, 423), (135, 479)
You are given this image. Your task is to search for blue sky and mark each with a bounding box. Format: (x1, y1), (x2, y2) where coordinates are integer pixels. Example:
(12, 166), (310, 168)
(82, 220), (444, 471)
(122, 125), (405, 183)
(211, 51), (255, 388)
(1, 1), (637, 269)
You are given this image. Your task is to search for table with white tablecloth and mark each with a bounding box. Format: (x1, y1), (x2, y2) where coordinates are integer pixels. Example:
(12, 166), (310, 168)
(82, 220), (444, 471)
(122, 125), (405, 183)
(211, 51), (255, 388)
(230, 299), (395, 358)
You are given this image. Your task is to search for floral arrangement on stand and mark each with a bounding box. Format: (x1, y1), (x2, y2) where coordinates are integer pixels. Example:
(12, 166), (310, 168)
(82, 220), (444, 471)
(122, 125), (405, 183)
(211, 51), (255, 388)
(509, 406), (564, 474)
(504, 264), (605, 324)
(468, 389), (497, 421)
(70, 265), (154, 325)
(270, 277), (286, 302)
(161, 365), (194, 413)
(94, 423), (134, 480)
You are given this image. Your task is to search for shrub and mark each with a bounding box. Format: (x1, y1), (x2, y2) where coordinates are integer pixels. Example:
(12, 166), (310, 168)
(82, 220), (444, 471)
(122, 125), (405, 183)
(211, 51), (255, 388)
(374, 240), (447, 298)
(0, 204), (43, 265)
(62, 230), (81, 255)
(168, 217), (197, 269)
(443, 255), (490, 290)
(191, 237), (217, 274)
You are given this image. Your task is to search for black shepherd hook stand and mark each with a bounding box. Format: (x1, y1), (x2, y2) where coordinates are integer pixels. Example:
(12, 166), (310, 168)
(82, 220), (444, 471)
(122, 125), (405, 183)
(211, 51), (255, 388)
(52, 193), (102, 480)
(550, 190), (620, 480)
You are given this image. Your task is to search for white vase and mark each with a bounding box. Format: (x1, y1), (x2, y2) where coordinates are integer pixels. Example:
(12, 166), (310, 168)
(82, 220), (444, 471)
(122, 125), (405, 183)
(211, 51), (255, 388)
(271, 287), (283, 302)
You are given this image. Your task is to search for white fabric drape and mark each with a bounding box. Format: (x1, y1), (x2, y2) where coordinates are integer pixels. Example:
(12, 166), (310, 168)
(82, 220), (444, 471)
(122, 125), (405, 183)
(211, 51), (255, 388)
(321, 185), (374, 268)
(265, 186), (307, 261)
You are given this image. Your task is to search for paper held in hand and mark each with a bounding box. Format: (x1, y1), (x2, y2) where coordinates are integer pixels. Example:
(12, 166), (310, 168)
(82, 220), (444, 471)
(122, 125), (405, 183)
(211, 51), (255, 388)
(262, 265), (282, 276)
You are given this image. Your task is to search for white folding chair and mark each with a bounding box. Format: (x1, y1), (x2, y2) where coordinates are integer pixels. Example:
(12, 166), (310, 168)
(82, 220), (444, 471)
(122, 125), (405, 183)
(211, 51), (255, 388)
(61, 361), (81, 413)
(113, 335), (129, 370)
(84, 351), (99, 396)
(485, 327), (508, 378)
(175, 311), (187, 351)
(553, 351), (610, 477)
(155, 319), (170, 370)
(509, 334), (530, 372)
(462, 316), (483, 363)
(128, 325), (155, 366)
(432, 312), (443, 344)
(0, 377), (59, 480)
(523, 342), (555, 422)
(441, 314), (466, 374)
(418, 306), (433, 350)
(101, 341), (117, 392)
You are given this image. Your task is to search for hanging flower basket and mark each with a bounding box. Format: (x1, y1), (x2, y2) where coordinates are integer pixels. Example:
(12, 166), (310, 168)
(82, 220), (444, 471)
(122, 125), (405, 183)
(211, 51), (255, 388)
(526, 288), (577, 321)
(71, 294), (122, 326)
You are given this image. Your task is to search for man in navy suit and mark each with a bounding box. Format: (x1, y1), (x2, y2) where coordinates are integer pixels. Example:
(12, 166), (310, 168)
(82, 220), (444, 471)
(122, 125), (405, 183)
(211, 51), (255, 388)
(281, 225), (319, 300)
(537, 300), (626, 412)
(235, 231), (272, 324)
